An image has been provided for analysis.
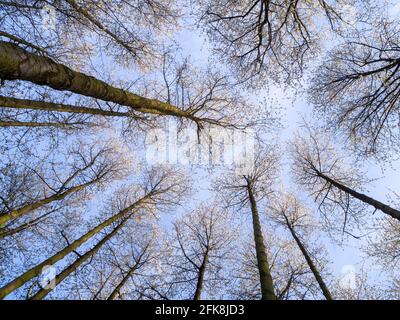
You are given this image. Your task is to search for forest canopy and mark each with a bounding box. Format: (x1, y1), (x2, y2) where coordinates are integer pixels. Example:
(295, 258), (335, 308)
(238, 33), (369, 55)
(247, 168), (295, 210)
(0, 0), (399, 301)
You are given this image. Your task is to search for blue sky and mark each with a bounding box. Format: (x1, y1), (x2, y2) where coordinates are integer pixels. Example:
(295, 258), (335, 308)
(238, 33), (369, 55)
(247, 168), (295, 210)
(164, 10), (400, 286)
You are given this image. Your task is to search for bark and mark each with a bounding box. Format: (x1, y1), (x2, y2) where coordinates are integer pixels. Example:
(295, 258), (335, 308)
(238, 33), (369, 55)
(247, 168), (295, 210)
(284, 216), (333, 300)
(30, 218), (128, 300)
(0, 120), (90, 128)
(193, 249), (208, 300)
(318, 172), (400, 221)
(0, 95), (130, 117)
(0, 41), (199, 121)
(247, 184), (277, 300)
(0, 195), (147, 299)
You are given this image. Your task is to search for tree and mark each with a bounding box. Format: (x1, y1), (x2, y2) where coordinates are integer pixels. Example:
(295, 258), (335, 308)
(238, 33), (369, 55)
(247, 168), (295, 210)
(215, 145), (279, 300)
(0, 141), (125, 230)
(197, 0), (360, 85)
(0, 166), (188, 299)
(270, 192), (333, 300)
(0, 0), (180, 68)
(365, 216), (400, 270)
(291, 130), (400, 235)
(0, 41), (256, 131)
(155, 204), (236, 300)
(309, 18), (400, 157)
(231, 232), (324, 300)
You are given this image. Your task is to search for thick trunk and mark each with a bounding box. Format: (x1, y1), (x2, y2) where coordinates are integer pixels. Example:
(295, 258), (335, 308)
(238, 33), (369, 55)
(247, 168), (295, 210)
(0, 179), (95, 227)
(0, 196), (147, 299)
(0, 95), (130, 117)
(0, 41), (197, 121)
(30, 218), (128, 300)
(247, 185), (277, 300)
(285, 219), (333, 300)
(193, 250), (208, 300)
(319, 172), (400, 221)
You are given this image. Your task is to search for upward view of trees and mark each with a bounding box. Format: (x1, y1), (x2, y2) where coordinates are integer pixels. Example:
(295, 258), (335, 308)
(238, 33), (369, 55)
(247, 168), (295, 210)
(1, 0), (399, 301)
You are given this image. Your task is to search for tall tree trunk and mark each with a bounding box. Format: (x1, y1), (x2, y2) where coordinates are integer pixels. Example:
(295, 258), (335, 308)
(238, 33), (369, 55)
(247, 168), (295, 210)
(0, 195), (147, 299)
(0, 41), (199, 121)
(30, 218), (128, 300)
(0, 120), (91, 127)
(284, 217), (333, 300)
(0, 209), (56, 239)
(193, 249), (209, 300)
(64, 0), (138, 57)
(247, 184), (277, 300)
(0, 179), (97, 227)
(318, 172), (400, 221)
(0, 95), (130, 117)
(107, 264), (139, 300)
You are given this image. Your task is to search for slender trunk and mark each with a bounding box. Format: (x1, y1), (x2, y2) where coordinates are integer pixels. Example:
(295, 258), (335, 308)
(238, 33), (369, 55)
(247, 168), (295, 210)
(285, 218), (333, 300)
(0, 209), (55, 239)
(193, 249), (209, 300)
(0, 95), (130, 117)
(107, 264), (139, 300)
(0, 41), (198, 121)
(30, 218), (129, 300)
(0, 120), (90, 127)
(0, 196), (147, 299)
(0, 179), (95, 227)
(319, 172), (400, 221)
(247, 184), (277, 300)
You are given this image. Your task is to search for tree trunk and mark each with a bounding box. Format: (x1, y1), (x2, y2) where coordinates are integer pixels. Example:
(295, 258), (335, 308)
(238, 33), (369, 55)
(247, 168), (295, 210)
(0, 120), (90, 128)
(0, 209), (56, 239)
(30, 218), (128, 300)
(247, 184), (277, 300)
(193, 249), (208, 300)
(107, 264), (139, 300)
(0, 41), (198, 121)
(318, 172), (400, 221)
(285, 217), (333, 300)
(0, 179), (96, 227)
(0, 95), (130, 117)
(0, 196), (147, 299)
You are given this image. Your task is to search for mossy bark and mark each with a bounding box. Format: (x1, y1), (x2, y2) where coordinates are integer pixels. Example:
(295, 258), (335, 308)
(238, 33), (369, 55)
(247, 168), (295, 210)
(0, 180), (96, 227)
(247, 184), (277, 300)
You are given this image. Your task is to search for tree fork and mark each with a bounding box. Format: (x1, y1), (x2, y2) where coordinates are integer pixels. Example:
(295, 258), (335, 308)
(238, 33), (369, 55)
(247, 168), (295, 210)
(30, 218), (129, 300)
(0, 179), (97, 227)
